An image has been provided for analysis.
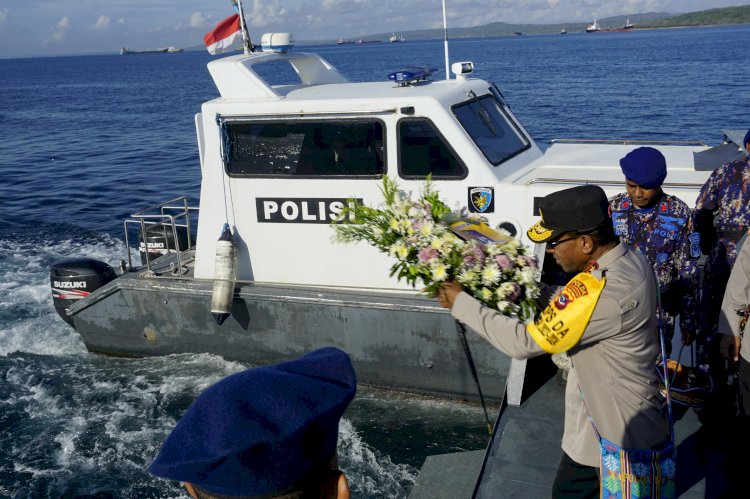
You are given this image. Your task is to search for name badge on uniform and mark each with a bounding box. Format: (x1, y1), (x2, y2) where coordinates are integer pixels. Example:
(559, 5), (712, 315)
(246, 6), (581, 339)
(611, 212), (628, 236)
(655, 215), (684, 240)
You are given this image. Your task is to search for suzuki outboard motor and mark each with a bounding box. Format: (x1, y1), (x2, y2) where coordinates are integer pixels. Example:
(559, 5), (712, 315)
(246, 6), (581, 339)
(50, 257), (117, 327)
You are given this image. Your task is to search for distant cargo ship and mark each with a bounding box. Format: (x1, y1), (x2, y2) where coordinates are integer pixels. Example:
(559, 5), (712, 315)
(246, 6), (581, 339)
(585, 19), (634, 33)
(120, 46), (183, 55)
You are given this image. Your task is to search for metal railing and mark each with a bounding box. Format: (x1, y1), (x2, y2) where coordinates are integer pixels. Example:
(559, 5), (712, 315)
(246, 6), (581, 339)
(123, 196), (198, 275)
(525, 178), (706, 189)
(549, 138), (707, 146)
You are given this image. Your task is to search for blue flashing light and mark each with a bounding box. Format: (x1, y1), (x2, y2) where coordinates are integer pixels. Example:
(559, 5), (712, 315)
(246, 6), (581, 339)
(387, 66), (438, 84)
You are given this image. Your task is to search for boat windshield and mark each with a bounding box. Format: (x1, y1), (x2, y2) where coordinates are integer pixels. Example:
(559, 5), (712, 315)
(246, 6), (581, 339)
(452, 93), (530, 166)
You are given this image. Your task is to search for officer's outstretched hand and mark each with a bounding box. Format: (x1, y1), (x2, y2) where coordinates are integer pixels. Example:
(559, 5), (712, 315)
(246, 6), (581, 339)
(438, 281), (464, 309)
(720, 334), (742, 363)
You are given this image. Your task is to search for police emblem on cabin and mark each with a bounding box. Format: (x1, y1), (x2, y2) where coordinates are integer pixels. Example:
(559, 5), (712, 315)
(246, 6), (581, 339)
(469, 187), (494, 213)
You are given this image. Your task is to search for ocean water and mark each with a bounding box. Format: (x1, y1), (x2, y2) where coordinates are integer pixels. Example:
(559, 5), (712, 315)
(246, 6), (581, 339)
(0, 24), (749, 498)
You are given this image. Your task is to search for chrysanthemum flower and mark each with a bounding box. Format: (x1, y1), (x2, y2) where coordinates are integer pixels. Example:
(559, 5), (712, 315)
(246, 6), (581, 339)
(431, 263), (448, 281)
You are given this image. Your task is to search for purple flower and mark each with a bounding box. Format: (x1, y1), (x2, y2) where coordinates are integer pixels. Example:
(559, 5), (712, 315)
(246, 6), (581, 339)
(418, 247), (438, 262)
(507, 283), (521, 302)
(462, 247), (485, 267)
(521, 255), (537, 269)
(494, 254), (512, 270)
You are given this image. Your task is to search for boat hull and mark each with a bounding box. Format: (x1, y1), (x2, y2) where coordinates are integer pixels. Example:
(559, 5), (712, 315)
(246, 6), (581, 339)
(67, 273), (511, 401)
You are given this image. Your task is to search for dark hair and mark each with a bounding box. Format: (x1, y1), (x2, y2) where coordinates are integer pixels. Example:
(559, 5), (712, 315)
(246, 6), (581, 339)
(586, 222), (618, 246)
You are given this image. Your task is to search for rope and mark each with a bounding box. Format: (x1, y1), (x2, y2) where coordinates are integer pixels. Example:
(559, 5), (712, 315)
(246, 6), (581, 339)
(217, 115), (233, 166)
(455, 321), (493, 436)
(656, 287), (676, 448)
(216, 115), (235, 227)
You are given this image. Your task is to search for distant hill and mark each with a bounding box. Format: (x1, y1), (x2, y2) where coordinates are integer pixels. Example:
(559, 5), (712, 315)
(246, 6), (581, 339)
(365, 12), (673, 39)
(333, 5), (750, 42)
(639, 5), (750, 28)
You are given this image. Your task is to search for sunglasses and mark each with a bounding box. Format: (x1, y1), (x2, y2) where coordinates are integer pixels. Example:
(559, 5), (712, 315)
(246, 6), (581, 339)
(547, 229), (595, 249)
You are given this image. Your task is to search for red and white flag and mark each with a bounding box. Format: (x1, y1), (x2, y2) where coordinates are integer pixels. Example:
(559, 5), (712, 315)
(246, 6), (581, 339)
(204, 13), (242, 55)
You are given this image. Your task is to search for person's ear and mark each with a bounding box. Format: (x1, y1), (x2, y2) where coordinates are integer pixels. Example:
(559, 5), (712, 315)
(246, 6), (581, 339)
(580, 235), (595, 255)
(336, 472), (350, 499)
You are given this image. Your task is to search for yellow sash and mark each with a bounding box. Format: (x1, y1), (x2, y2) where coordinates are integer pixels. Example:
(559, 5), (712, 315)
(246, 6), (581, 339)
(526, 272), (606, 353)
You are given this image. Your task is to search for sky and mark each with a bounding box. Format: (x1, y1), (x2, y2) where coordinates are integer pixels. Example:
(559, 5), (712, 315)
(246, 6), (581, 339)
(0, 1), (744, 58)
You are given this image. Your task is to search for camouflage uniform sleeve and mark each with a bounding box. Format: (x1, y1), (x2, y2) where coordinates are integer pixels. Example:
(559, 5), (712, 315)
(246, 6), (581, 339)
(694, 166), (722, 211)
(677, 207), (701, 334)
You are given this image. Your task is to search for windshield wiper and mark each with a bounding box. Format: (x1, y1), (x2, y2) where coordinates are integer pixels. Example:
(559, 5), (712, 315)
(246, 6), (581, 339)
(467, 90), (497, 136)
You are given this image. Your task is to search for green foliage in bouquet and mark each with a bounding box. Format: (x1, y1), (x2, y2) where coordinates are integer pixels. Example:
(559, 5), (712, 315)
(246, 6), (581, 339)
(332, 177), (540, 321)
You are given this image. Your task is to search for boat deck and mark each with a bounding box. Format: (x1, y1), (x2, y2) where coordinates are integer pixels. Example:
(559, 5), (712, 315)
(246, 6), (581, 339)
(409, 356), (741, 498)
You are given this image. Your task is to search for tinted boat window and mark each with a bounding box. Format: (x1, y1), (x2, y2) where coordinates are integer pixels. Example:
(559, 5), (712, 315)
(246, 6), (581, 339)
(452, 93), (529, 165)
(225, 120), (384, 177)
(398, 119), (467, 179)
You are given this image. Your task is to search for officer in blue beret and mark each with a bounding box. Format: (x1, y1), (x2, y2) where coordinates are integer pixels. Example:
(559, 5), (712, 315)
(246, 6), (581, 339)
(148, 347), (356, 499)
(610, 146), (701, 352)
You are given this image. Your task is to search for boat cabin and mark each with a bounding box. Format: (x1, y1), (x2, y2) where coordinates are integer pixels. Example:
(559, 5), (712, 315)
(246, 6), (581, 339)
(192, 49), (711, 288)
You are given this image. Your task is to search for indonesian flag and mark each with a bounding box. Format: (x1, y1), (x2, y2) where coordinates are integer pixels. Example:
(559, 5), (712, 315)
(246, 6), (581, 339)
(204, 13), (243, 55)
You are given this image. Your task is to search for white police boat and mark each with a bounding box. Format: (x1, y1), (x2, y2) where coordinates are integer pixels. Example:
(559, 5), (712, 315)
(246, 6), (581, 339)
(50, 33), (737, 402)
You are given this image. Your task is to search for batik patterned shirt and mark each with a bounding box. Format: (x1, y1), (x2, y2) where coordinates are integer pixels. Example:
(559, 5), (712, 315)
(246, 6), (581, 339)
(694, 156), (750, 338)
(610, 192), (701, 336)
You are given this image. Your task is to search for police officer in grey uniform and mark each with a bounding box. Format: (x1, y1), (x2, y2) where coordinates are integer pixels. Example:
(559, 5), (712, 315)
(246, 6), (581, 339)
(716, 232), (750, 495)
(438, 185), (670, 498)
(719, 232), (750, 417)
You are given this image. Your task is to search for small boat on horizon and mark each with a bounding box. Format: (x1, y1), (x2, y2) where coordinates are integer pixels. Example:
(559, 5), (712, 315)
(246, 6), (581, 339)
(388, 33), (405, 42)
(560, 27), (567, 34)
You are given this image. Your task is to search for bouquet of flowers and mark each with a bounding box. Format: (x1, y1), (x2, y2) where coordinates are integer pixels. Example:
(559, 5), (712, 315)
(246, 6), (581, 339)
(332, 177), (540, 321)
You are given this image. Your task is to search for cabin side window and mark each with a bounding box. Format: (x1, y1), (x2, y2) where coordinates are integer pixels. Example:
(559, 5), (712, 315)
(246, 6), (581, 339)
(452, 94), (530, 166)
(397, 119), (467, 179)
(223, 119), (385, 178)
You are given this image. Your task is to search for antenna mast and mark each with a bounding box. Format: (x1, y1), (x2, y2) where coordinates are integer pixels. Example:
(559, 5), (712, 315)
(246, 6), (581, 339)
(235, 0), (253, 53)
(442, 0), (450, 80)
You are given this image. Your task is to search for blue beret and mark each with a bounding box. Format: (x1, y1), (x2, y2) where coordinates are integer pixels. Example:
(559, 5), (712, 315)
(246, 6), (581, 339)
(744, 128), (750, 148)
(148, 347), (356, 497)
(619, 146), (667, 189)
